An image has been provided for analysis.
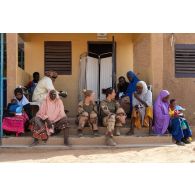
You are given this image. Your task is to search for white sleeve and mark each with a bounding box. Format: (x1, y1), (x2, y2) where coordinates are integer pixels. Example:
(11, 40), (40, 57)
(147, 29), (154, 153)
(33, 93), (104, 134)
(145, 90), (152, 107)
(132, 93), (137, 106)
(45, 78), (55, 91)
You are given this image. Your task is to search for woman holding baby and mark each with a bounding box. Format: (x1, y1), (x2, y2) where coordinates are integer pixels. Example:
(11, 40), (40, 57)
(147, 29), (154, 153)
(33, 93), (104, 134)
(153, 90), (192, 146)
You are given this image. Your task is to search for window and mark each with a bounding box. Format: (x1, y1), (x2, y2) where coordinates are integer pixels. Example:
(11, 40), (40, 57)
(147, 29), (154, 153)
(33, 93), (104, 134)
(175, 44), (195, 77)
(44, 41), (72, 75)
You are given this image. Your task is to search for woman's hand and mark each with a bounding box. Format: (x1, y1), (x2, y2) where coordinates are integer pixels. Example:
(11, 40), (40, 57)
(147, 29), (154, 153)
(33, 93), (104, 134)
(134, 93), (148, 107)
(46, 119), (52, 129)
(59, 91), (68, 98)
(134, 93), (140, 100)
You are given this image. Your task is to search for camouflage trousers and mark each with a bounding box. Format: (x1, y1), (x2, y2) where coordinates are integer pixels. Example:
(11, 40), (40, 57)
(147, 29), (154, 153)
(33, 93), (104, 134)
(78, 111), (98, 131)
(102, 108), (126, 136)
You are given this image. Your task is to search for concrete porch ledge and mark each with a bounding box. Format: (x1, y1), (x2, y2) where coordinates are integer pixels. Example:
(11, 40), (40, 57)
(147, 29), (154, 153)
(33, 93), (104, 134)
(0, 143), (175, 150)
(1, 135), (173, 148)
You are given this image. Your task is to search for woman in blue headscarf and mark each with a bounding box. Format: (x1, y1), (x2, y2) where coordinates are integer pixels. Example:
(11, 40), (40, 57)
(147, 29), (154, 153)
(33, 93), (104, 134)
(125, 71), (140, 115)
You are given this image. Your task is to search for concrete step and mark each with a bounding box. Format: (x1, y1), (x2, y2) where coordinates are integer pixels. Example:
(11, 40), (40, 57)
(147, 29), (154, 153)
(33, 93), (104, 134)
(1, 135), (172, 146)
(65, 117), (150, 136)
(0, 144), (175, 149)
(2, 116), (193, 148)
(68, 126), (150, 136)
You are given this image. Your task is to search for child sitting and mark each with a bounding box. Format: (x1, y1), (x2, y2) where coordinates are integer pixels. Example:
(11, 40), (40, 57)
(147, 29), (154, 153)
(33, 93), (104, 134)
(2, 99), (29, 136)
(169, 99), (192, 145)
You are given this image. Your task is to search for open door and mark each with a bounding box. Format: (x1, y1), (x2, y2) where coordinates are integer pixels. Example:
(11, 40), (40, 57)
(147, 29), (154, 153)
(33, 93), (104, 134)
(79, 40), (116, 102)
(99, 55), (113, 100)
(86, 56), (99, 101)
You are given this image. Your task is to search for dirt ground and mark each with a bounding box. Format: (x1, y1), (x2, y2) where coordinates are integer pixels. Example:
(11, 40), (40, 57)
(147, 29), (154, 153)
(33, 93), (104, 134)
(0, 142), (195, 163)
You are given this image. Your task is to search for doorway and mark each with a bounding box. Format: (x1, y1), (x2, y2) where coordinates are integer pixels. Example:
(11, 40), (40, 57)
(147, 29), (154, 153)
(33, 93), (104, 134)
(87, 41), (116, 101)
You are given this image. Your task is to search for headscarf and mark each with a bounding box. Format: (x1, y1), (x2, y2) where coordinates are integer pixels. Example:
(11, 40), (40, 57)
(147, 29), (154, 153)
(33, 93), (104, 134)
(133, 81), (152, 107)
(136, 81), (148, 96)
(14, 87), (29, 106)
(126, 71), (140, 113)
(15, 95), (29, 106)
(36, 90), (66, 123)
(153, 90), (170, 135)
(45, 70), (58, 78)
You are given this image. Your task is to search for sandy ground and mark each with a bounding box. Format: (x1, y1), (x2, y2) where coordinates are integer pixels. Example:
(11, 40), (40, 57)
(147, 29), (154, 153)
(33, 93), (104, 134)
(0, 142), (195, 163)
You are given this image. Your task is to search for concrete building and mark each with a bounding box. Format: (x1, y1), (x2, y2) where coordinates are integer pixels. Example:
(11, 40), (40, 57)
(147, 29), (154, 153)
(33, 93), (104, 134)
(1, 33), (195, 126)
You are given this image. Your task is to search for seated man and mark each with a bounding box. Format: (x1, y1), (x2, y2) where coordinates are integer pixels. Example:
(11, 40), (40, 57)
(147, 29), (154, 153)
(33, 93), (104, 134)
(32, 70), (67, 105)
(116, 76), (129, 99)
(76, 90), (99, 137)
(100, 87), (126, 146)
(126, 81), (153, 135)
(26, 72), (40, 101)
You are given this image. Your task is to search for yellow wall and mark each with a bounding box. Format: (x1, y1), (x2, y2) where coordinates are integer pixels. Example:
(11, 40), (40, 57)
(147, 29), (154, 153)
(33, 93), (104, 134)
(17, 67), (30, 87)
(22, 33), (133, 116)
(163, 33), (195, 124)
(132, 33), (164, 99)
(133, 34), (152, 84)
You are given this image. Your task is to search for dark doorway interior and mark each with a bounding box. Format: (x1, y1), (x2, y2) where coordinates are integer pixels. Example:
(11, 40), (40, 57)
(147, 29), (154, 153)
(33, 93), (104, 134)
(88, 42), (113, 58)
(87, 41), (115, 99)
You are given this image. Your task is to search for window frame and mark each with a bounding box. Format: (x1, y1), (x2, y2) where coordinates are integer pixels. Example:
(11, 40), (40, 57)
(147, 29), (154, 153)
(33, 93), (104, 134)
(44, 41), (72, 75)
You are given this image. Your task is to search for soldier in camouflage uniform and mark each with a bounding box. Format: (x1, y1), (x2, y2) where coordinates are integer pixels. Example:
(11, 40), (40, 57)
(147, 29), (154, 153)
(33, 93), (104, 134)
(77, 90), (99, 137)
(100, 88), (126, 146)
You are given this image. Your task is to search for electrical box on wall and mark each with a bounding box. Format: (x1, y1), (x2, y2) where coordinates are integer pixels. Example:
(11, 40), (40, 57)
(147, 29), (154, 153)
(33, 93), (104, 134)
(97, 33), (107, 40)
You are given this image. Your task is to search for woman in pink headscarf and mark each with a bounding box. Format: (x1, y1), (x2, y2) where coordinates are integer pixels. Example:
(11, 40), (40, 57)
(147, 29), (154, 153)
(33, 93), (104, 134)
(153, 90), (170, 135)
(29, 90), (68, 146)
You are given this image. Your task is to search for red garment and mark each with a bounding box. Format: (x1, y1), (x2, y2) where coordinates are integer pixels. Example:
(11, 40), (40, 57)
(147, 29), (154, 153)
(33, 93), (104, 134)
(2, 113), (29, 136)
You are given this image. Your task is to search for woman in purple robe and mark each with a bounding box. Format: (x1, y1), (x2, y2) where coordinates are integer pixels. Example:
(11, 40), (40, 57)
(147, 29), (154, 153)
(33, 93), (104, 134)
(153, 90), (170, 135)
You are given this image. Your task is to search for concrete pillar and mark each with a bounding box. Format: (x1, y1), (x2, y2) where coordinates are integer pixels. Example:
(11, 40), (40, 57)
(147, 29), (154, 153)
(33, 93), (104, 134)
(6, 33), (18, 102)
(150, 33), (164, 99)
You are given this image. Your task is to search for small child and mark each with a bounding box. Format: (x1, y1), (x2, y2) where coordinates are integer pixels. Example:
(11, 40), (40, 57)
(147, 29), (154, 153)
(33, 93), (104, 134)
(3, 99), (28, 136)
(169, 99), (192, 144)
(169, 99), (180, 117)
(169, 99), (186, 118)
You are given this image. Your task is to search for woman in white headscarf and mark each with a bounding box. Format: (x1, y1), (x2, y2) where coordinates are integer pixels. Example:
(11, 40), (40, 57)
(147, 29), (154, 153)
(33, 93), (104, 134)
(126, 81), (153, 135)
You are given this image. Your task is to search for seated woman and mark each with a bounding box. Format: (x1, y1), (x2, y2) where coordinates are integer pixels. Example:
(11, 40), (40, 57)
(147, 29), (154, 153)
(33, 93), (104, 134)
(169, 99), (192, 146)
(32, 70), (67, 105)
(77, 90), (99, 137)
(2, 98), (29, 136)
(100, 88), (126, 146)
(153, 90), (170, 135)
(14, 87), (32, 119)
(120, 71), (140, 116)
(126, 81), (153, 135)
(29, 90), (68, 146)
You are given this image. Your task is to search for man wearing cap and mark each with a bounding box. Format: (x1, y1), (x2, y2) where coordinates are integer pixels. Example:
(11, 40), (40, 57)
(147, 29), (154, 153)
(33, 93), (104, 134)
(32, 70), (67, 105)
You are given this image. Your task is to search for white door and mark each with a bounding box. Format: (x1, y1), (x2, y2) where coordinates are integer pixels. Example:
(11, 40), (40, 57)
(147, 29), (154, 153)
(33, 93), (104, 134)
(86, 56), (99, 101)
(99, 56), (113, 100)
(78, 55), (87, 101)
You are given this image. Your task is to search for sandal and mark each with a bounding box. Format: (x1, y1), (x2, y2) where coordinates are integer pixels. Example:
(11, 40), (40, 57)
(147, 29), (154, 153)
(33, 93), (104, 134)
(176, 141), (185, 146)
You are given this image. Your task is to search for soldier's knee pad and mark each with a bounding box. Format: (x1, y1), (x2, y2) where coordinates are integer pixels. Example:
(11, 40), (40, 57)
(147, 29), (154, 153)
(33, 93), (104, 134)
(81, 111), (89, 117)
(116, 108), (125, 115)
